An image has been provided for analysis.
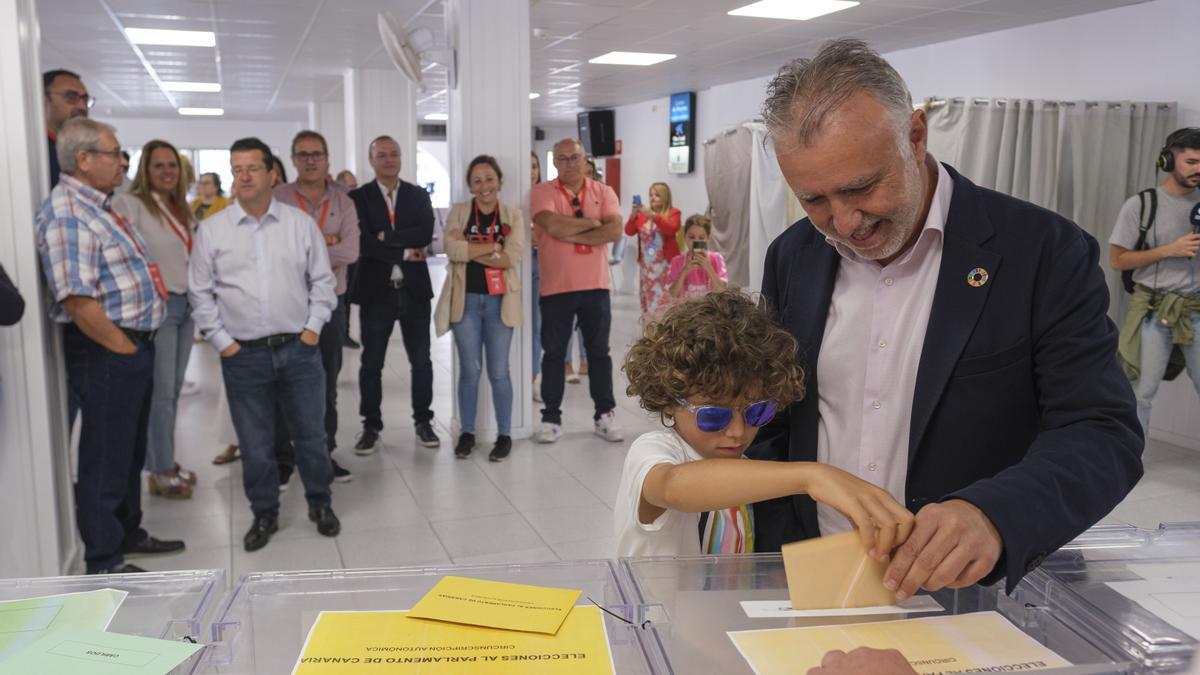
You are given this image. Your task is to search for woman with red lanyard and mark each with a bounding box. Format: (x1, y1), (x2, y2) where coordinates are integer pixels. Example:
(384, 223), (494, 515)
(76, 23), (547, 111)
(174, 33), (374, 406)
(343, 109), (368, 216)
(434, 155), (525, 462)
(623, 181), (681, 318)
(112, 140), (199, 500)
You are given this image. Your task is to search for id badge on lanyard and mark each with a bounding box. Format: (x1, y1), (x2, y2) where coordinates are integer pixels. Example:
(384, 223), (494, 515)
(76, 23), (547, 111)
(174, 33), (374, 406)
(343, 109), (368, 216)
(484, 268), (506, 295)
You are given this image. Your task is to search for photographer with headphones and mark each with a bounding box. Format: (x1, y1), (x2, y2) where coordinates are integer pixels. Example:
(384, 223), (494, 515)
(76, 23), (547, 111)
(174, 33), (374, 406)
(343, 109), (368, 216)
(1111, 127), (1200, 432)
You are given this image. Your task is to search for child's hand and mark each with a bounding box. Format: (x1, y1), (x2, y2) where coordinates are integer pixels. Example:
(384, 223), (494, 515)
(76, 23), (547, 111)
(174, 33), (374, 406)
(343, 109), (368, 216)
(805, 465), (915, 560)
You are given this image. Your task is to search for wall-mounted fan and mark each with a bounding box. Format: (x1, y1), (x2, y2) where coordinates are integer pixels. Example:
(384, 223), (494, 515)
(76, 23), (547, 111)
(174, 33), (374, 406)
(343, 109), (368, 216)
(377, 12), (456, 92)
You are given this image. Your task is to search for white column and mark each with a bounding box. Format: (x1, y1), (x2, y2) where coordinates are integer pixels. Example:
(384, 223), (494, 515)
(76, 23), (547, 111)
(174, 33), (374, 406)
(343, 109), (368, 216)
(352, 68), (417, 184)
(313, 100), (346, 177)
(446, 0), (533, 441)
(0, 0), (76, 576)
(342, 68), (358, 181)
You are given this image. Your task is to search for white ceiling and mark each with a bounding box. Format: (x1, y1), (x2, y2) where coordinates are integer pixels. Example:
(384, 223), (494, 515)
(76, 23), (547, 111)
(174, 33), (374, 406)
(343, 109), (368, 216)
(38, 0), (1152, 126)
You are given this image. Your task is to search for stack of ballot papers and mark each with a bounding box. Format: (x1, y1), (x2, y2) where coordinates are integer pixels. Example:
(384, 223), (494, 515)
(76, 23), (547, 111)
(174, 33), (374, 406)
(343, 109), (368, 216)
(729, 533), (1074, 674)
(0, 589), (202, 674)
(292, 576), (617, 674)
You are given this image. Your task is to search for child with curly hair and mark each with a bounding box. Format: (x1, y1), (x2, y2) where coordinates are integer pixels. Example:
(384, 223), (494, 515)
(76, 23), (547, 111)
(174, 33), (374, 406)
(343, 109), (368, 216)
(616, 289), (913, 558)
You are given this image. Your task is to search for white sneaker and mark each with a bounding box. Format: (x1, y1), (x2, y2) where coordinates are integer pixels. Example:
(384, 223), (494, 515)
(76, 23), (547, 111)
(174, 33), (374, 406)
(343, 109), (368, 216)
(594, 411), (624, 442)
(532, 374), (543, 403)
(535, 423), (562, 444)
(180, 379), (201, 397)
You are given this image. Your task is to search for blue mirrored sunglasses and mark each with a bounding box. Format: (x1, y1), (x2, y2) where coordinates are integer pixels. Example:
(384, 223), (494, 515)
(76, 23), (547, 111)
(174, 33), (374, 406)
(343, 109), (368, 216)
(675, 399), (779, 433)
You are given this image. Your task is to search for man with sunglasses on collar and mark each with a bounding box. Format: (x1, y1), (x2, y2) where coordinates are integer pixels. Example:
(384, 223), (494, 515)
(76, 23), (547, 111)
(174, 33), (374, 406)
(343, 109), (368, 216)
(530, 138), (625, 444)
(43, 69), (93, 189)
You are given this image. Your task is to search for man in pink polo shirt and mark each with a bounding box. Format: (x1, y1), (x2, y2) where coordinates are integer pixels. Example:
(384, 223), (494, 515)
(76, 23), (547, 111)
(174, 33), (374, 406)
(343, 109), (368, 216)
(530, 138), (625, 443)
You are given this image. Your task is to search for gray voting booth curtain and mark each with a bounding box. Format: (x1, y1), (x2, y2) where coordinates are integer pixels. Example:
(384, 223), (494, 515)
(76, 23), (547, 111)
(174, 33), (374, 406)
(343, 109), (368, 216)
(704, 126), (754, 289)
(927, 98), (1176, 318)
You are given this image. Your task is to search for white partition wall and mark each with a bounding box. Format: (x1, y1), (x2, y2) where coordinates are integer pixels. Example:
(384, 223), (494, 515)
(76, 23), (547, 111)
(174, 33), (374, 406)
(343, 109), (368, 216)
(445, 0), (532, 441)
(344, 68), (417, 185)
(0, 0), (75, 577)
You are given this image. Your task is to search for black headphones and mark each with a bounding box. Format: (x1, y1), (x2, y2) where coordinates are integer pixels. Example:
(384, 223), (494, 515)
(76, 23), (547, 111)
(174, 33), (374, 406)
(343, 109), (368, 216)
(1158, 127), (1200, 172)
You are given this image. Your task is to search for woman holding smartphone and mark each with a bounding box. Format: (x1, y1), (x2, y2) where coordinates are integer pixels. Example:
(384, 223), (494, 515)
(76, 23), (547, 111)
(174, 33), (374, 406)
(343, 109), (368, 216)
(624, 182), (681, 318)
(668, 214), (727, 301)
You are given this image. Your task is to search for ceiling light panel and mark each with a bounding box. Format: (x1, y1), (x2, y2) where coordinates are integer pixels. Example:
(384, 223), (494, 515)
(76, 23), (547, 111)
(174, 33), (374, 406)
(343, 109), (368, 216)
(125, 27), (216, 47)
(162, 81), (221, 92)
(588, 51), (676, 66)
(728, 0), (860, 21)
(178, 107), (223, 116)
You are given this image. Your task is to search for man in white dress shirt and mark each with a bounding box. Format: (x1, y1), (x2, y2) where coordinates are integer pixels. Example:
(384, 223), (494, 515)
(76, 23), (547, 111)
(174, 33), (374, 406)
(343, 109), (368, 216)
(188, 137), (341, 552)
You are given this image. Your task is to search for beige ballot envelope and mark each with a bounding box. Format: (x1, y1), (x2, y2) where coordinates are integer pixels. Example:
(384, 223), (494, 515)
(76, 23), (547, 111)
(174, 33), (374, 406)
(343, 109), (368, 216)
(782, 531), (896, 609)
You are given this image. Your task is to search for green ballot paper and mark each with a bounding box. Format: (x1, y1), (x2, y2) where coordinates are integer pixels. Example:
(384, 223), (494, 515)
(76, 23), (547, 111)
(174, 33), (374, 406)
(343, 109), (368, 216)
(0, 627), (202, 675)
(0, 588), (126, 661)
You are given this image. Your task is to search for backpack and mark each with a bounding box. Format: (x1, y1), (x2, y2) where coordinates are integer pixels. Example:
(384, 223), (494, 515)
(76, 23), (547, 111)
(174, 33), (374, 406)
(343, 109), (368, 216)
(1122, 188), (1157, 294)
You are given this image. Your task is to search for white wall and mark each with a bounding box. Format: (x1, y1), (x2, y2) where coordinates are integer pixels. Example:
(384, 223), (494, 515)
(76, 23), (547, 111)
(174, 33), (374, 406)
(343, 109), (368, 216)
(314, 101), (348, 177)
(615, 75), (771, 219)
(103, 116), (304, 160)
(610, 0), (1200, 449)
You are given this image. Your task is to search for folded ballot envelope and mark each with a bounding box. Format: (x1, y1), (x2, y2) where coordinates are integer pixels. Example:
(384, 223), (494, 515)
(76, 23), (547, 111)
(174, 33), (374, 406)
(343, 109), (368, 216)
(782, 531), (897, 610)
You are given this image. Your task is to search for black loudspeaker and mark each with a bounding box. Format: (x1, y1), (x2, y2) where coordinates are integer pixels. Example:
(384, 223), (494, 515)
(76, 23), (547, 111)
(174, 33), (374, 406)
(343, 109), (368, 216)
(578, 110), (616, 157)
(533, 126), (545, 141)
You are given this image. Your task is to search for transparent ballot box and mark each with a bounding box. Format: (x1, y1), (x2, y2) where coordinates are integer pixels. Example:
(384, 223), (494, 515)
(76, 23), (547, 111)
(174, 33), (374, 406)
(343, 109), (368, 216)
(621, 553), (1157, 675)
(194, 560), (654, 674)
(0, 568), (224, 640)
(0, 569), (224, 674)
(1022, 522), (1200, 673)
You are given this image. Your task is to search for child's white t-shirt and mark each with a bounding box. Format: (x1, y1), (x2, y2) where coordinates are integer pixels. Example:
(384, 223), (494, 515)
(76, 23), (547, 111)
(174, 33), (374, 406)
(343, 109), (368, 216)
(614, 429), (705, 558)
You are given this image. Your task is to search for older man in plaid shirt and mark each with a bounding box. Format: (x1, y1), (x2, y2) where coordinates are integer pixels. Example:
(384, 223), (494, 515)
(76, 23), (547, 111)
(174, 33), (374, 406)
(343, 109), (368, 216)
(36, 117), (185, 574)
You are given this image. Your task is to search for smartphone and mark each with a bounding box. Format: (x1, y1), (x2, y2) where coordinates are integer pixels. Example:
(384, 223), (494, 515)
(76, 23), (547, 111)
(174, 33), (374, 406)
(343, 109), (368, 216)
(632, 194), (642, 207)
(692, 240), (708, 251)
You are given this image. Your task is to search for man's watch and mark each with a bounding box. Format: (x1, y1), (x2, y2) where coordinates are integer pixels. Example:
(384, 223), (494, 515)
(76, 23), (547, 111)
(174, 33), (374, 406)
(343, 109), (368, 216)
(490, 251), (501, 260)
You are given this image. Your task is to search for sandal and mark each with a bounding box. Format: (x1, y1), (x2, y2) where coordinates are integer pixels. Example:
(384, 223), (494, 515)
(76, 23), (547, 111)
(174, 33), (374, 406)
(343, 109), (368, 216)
(148, 473), (193, 499)
(212, 445), (240, 465)
(174, 463), (198, 486)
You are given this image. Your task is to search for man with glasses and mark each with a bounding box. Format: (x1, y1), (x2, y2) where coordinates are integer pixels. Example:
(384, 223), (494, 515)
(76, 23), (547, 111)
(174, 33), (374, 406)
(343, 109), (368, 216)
(42, 69), (93, 188)
(529, 138), (624, 444)
(189, 137), (340, 552)
(36, 117), (183, 574)
(273, 130), (360, 485)
(348, 136), (439, 454)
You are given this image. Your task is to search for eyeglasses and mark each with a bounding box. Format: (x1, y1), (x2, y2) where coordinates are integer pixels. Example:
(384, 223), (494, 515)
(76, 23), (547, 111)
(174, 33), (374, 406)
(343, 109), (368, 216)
(87, 147), (121, 159)
(293, 151), (327, 163)
(676, 399), (779, 433)
(49, 90), (96, 109)
(571, 196), (583, 218)
(231, 165), (266, 177)
(555, 153), (582, 163)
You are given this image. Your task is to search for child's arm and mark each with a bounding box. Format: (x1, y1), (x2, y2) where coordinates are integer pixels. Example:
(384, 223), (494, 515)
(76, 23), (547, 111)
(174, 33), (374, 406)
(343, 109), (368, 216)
(639, 459), (914, 559)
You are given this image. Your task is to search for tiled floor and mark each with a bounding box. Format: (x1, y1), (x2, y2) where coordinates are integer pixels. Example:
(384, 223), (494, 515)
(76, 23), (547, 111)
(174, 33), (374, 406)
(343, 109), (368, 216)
(133, 259), (1200, 582)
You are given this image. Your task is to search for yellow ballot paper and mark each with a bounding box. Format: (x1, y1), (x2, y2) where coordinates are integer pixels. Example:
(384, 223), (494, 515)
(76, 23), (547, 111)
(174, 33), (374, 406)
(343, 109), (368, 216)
(782, 531), (896, 609)
(291, 606), (615, 674)
(728, 611), (1072, 675)
(407, 576), (581, 634)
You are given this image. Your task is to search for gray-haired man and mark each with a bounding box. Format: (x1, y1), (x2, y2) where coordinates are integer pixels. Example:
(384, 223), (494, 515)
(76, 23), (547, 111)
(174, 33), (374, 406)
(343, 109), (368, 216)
(749, 38), (1141, 598)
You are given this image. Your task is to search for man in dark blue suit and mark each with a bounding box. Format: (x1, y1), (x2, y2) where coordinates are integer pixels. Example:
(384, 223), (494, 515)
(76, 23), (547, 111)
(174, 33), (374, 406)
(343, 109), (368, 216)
(748, 39), (1143, 598)
(348, 136), (440, 455)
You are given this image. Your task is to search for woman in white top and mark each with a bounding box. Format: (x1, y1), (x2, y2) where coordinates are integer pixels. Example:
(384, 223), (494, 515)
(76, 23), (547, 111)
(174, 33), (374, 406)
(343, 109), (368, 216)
(112, 140), (198, 499)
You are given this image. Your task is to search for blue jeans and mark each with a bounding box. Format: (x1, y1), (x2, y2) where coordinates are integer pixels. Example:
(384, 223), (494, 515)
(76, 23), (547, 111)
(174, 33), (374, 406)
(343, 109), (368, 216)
(221, 339), (333, 517)
(1133, 314), (1200, 431)
(531, 249), (541, 377)
(64, 324), (152, 572)
(146, 293), (194, 474)
(453, 293), (514, 435)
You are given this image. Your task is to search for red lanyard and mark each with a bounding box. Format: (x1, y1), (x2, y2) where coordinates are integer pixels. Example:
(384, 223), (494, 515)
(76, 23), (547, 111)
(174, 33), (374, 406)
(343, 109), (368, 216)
(152, 193), (193, 253)
(107, 206), (150, 259)
(471, 200), (501, 243)
(382, 184), (397, 228)
(296, 190), (332, 229)
(555, 178), (587, 214)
